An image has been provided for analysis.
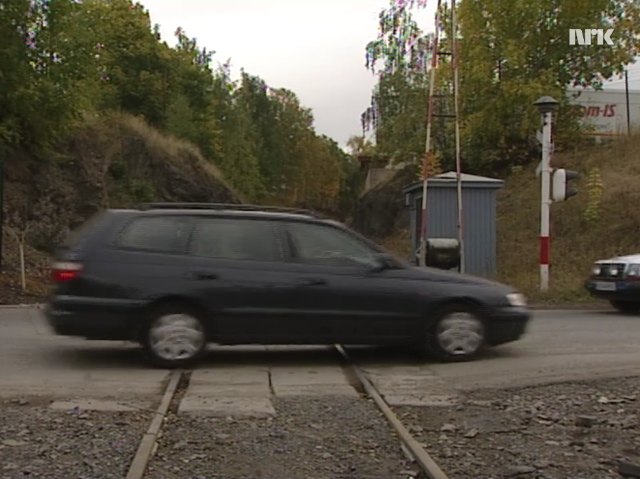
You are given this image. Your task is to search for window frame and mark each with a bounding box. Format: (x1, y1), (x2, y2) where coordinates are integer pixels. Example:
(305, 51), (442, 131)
(186, 216), (286, 264)
(282, 220), (383, 268)
(111, 214), (195, 255)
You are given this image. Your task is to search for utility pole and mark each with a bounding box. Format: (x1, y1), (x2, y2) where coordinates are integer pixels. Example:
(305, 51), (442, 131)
(625, 69), (631, 135)
(418, 0), (442, 267)
(451, 0), (464, 273)
(534, 96), (559, 292)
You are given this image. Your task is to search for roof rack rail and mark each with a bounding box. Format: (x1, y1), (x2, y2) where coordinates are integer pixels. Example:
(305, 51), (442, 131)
(137, 202), (322, 217)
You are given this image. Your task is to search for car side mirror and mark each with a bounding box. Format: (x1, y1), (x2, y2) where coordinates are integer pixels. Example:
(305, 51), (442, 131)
(369, 253), (395, 273)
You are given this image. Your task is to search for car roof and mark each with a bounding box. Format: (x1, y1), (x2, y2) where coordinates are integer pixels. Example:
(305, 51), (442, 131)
(106, 203), (329, 223)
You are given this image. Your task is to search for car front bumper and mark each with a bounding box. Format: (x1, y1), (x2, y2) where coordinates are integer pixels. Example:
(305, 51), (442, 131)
(584, 279), (640, 301)
(485, 306), (530, 345)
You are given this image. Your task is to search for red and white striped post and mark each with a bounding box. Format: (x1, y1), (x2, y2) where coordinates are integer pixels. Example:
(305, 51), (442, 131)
(534, 96), (559, 292)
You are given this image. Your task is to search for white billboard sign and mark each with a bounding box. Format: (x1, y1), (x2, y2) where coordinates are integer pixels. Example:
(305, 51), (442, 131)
(567, 88), (640, 136)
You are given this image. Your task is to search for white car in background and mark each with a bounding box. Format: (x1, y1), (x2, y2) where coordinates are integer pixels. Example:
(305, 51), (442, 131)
(585, 254), (640, 313)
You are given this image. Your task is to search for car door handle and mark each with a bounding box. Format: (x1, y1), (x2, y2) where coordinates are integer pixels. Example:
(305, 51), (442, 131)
(297, 277), (326, 286)
(186, 271), (218, 281)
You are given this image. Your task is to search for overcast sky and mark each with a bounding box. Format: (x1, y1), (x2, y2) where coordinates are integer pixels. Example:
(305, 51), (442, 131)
(139, 1), (639, 148)
(138, 0), (436, 148)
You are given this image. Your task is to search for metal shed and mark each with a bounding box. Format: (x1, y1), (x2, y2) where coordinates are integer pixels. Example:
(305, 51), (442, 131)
(402, 172), (504, 277)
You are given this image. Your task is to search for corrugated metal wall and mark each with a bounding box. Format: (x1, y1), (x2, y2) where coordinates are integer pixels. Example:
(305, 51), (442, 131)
(408, 184), (499, 278)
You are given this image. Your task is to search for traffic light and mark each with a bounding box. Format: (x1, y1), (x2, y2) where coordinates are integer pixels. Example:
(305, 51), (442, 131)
(551, 168), (580, 202)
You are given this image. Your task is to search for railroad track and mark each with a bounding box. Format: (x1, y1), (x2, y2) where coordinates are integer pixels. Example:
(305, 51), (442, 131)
(124, 346), (449, 479)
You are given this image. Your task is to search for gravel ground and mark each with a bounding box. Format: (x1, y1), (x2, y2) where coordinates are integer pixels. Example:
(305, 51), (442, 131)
(396, 376), (640, 479)
(0, 398), (150, 479)
(145, 396), (416, 479)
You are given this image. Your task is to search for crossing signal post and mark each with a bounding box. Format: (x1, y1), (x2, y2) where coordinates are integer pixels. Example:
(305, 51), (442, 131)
(534, 96), (559, 292)
(534, 96), (581, 291)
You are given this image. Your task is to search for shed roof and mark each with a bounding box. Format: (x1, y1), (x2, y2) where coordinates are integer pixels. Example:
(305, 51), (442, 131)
(403, 171), (504, 194)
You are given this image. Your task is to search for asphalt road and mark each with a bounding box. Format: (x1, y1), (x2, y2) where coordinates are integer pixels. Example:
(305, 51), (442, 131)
(0, 307), (638, 410)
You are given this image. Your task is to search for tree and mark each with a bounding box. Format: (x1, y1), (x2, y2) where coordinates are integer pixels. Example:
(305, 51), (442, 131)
(1, 0), (358, 224)
(0, 0), (89, 155)
(458, 0), (640, 173)
(333, 137), (365, 219)
(211, 67), (265, 200)
(363, 0), (435, 167)
(346, 135), (376, 157)
(0, 0), (31, 151)
(5, 190), (60, 291)
(363, 0), (640, 175)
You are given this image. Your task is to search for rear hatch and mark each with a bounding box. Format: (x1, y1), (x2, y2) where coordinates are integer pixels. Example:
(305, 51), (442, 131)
(51, 211), (116, 291)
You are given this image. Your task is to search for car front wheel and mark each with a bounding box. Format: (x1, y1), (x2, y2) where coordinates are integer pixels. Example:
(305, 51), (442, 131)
(427, 305), (485, 361)
(610, 300), (640, 314)
(142, 305), (206, 368)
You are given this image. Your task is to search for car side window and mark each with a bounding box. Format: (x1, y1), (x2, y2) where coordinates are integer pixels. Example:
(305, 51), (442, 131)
(189, 218), (282, 262)
(115, 216), (192, 253)
(286, 222), (377, 267)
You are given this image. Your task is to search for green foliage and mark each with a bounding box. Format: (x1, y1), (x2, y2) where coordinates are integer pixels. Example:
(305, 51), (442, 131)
(457, 0), (640, 173)
(109, 159), (126, 181)
(0, 0), (85, 154)
(166, 94), (197, 142)
(346, 135), (376, 157)
(363, 0), (640, 175)
(1, 0), (355, 217)
(127, 178), (155, 203)
(336, 146), (365, 220)
(211, 71), (266, 201)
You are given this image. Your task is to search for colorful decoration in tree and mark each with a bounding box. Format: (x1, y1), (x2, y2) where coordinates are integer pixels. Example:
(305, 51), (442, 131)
(362, 0), (431, 136)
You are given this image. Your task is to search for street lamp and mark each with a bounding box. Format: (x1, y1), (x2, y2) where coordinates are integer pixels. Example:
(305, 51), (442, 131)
(534, 96), (559, 114)
(534, 96), (559, 292)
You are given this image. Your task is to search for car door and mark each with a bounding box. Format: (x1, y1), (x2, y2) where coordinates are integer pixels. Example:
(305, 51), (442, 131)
(280, 220), (424, 344)
(185, 215), (295, 343)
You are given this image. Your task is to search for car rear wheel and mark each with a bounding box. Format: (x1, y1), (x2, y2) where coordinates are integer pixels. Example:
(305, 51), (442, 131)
(427, 305), (485, 361)
(142, 305), (206, 368)
(610, 300), (640, 314)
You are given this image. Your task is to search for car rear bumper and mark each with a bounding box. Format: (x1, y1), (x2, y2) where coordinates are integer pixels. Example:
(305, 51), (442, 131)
(485, 306), (530, 345)
(585, 279), (640, 301)
(45, 296), (145, 340)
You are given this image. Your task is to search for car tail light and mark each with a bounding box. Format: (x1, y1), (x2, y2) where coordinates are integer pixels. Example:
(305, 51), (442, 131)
(51, 261), (83, 283)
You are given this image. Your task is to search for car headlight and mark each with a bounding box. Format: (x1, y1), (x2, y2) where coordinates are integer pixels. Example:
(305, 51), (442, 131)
(627, 264), (640, 277)
(507, 293), (527, 307)
(592, 264), (601, 276)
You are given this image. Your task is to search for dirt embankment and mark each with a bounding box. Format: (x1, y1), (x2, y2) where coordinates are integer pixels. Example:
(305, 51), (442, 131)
(1, 114), (240, 304)
(349, 165), (416, 263)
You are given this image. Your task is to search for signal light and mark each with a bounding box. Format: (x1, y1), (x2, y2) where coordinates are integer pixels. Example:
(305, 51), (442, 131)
(551, 168), (580, 202)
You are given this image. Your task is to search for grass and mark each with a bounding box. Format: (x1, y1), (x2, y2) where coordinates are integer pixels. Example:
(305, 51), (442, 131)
(379, 228), (413, 260)
(496, 134), (640, 303)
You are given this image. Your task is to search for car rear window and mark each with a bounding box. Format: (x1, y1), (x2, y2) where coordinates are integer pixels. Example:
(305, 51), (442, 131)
(115, 215), (192, 253)
(62, 211), (110, 249)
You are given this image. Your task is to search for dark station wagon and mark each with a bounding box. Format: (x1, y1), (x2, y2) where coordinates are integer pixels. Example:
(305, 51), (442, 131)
(45, 203), (530, 367)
